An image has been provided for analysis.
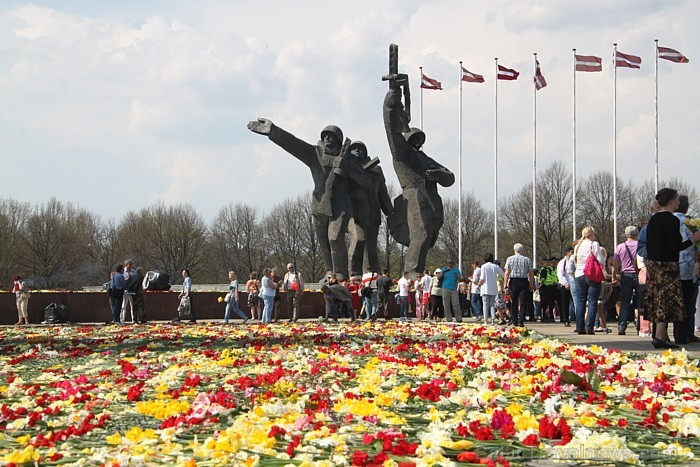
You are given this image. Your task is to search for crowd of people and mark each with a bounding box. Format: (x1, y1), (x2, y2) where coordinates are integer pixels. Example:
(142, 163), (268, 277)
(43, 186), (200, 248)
(465, 188), (700, 350)
(105, 260), (150, 325)
(290, 188), (700, 350)
(9, 189), (700, 348)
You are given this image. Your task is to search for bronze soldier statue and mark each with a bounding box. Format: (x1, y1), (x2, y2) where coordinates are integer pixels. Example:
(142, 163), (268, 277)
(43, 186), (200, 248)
(247, 119), (368, 279)
(382, 44), (455, 274)
(347, 141), (393, 274)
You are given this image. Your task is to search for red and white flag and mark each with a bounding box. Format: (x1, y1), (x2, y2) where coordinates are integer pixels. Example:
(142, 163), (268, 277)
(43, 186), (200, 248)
(421, 73), (443, 90)
(534, 60), (547, 90)
(461, 67), (484, 83)
(657, 46), (689, 63)
(575, 54), (602, 72)
(615, 51), (642, 69)
(497, 64), (519, 80)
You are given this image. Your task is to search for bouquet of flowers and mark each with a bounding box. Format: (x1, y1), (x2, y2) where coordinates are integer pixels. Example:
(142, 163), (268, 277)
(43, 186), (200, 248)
(684, 216), (700, 247)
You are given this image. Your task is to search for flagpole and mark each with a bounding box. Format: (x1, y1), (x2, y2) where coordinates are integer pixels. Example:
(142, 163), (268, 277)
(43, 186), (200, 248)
(654, 39), (659, 193)
(458, 61), (463, 273)
(494, 57), (499, 259)
(532, 53), (538, 268)
(612, 43), (619, 246)
(572, 49), (577, 242)
(419, 66), (424, 130)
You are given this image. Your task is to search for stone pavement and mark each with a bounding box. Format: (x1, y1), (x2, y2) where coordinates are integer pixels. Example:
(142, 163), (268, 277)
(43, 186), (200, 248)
(524, 321), (700, 358)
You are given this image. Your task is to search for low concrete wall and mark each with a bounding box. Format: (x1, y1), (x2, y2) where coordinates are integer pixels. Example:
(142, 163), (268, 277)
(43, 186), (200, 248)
(1, 291), (400, 325)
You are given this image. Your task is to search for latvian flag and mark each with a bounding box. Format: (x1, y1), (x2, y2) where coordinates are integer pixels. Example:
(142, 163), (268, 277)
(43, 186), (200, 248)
(462, 67), (485, 83)
(615, 51), (642, 69)
(657, 46), (689, 63)
(497, 64), (519, 80)
(575, 55), (602, 72)
(534, 60), (547, 90)
(421, 73), (443, 90)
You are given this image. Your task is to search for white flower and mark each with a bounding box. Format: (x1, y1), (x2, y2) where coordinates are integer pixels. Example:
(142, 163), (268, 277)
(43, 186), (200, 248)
(664, 413), (700, 437)
(654, 442), (695, 460)
(548, 428), (639, 464)
(543, 393), (562, 416)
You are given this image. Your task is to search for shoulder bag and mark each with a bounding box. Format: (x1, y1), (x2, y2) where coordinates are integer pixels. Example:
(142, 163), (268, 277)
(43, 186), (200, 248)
(624, 243), (640, 274)
(178, 297), (191, 318)
(361, 274), (377, 298)
(583, 242), (605, 283)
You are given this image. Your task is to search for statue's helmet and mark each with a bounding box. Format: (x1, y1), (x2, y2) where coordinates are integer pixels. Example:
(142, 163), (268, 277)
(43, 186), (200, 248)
(320, 125), (343, 144)
(349, 140), (368, 158)
(403, 127), (426, 148)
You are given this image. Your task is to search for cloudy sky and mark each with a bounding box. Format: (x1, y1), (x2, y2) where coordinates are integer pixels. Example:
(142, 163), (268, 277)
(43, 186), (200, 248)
(2, 0), (698, 222)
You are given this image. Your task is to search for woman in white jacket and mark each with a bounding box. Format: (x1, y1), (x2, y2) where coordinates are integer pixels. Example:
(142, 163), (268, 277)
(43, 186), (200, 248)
(573, 227), (607, 335)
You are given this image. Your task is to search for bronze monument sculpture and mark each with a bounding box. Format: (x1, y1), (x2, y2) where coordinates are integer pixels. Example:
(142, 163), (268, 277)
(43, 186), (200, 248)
(347, 141), (393, 275)
(246, 119), (368, 279)
(247, 44), (453, 279)
(382, 44), (455, 274)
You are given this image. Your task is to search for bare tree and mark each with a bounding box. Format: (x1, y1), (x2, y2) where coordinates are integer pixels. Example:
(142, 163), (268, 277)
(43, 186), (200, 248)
(1, 167), (697, 289)
(264, 193), (308, 270)
(16, 198), (90, 289)
(537, 161), (574, 256)
(435, 192), (492, 271)
(377, 184), (404, 276)
(500, 162), (573, 262)
(0, 199), (32, 288)
(577, 171), (615, 249)
(118, 203), (207, 283)
(295, 193), (325, 282)
(500, 187), (533, 260)
(210, 203), (267, 280)
(84, 215), (120, 284)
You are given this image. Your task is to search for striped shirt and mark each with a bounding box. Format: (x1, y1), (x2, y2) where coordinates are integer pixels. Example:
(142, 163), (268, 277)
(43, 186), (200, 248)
(504, 254), (532, 278)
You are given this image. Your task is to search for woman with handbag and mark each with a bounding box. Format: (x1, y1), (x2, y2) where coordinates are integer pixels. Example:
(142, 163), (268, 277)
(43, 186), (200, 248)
(246, 272), (262, 321)
(594, 250), (614, 333)
(12, 275), (30, 325)
(573, 227), (607, 335)
(260, 268), (278, 323)
(430, 269), (444, 320)
(645, 188), (700, 349)
(174, 269), (196, 324)
(223, 271), (248, 324)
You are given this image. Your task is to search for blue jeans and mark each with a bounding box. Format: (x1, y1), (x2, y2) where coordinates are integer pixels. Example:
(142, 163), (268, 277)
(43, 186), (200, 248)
(575, 275), (602, 332)
(109, 295), (123, 323)
(364, 290), (378, 320)
(618, 273), (638, 332)
(470, 294), (483, 318)
(568, 280), (577, 322)
(224, 298), (247, 323)
(399, 295), (409, 318)
(262, 294), (275, 323)
(482, 294), (496, 320)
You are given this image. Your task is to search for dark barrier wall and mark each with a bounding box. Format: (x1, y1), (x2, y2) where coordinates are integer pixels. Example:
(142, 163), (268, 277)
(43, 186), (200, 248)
(0, 292), (403, 325)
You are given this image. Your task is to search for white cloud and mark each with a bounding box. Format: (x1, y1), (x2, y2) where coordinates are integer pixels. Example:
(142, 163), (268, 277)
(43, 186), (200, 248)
(0, 0), (698, 224)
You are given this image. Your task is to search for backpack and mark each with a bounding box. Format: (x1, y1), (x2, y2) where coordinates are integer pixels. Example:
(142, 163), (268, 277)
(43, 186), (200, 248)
(104, 276), (124, 298)
(103, 280), (113, 297)
(583, 245), (605, 283)
(361, 274), (377, 298)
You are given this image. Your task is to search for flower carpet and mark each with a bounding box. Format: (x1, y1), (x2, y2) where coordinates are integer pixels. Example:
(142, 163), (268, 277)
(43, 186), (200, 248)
(0, 321), (699, 466)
